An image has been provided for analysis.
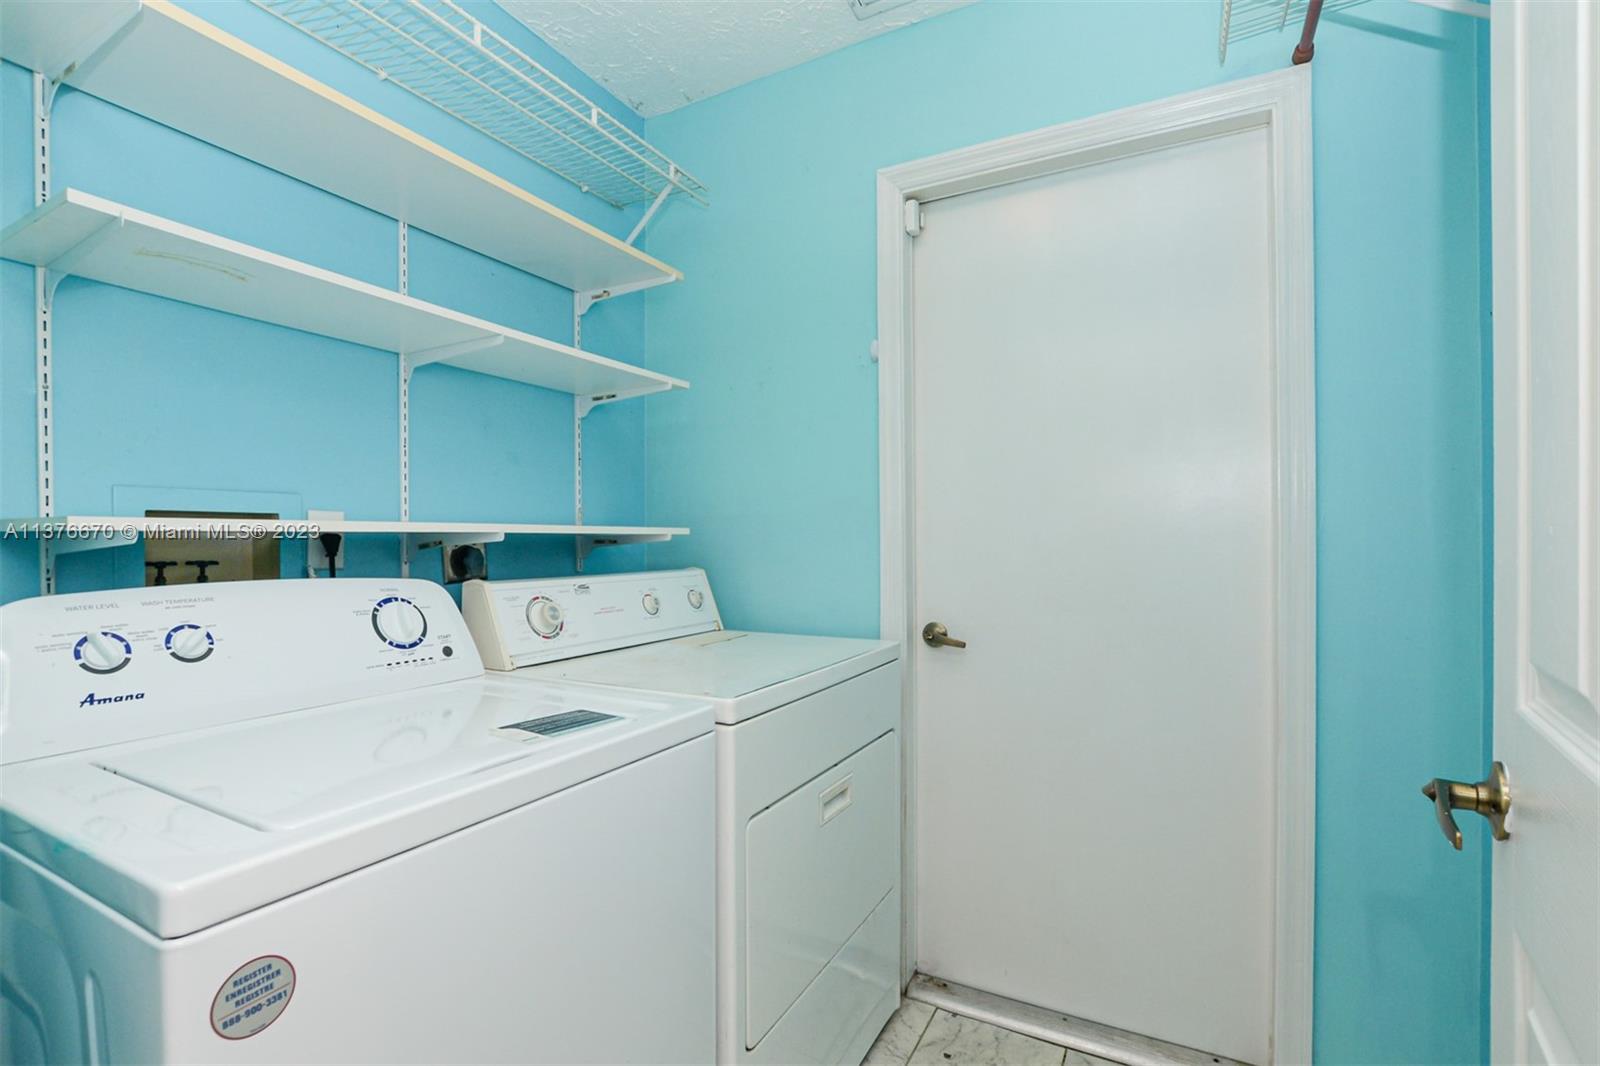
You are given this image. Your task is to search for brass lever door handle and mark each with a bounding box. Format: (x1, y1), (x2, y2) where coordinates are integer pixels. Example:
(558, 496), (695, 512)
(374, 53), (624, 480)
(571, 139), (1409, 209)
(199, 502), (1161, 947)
(922, 622), (967, 649)
(1421, 761), (1511, 850)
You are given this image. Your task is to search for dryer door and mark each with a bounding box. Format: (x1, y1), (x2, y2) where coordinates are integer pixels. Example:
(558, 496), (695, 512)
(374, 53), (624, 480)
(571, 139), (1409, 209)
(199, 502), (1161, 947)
(745, 731), (898, 1048)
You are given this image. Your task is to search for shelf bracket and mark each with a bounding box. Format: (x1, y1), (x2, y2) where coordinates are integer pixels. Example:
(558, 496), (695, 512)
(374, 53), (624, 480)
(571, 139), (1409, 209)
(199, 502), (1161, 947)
(574, 393), (616, 421)
(406, 531), (506, 557)
(37, 74), (63, 120)
(575, 273), (678, 320)
(626, 179), (674, 246)
(28, 9), (130, 127)
(576, 383), (672, 420)
(46, 2), (145, 88)
(574, 288), (611, 318)
(404, 334), (505, 372)
(575, 530), (673, 572)
(574, 535), (617, 572)
(42, 216), (124, 310)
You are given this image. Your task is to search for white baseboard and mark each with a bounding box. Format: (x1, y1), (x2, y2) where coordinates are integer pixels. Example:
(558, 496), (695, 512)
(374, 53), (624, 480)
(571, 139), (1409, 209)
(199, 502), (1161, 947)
(905, 973), (1250, 1066)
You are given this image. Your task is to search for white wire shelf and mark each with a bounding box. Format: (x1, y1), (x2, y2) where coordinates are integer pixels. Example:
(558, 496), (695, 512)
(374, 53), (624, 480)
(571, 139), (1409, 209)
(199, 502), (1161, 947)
(1217, 0), (1488, 63)
(2, 189), (688, 401)
(1218, 0), (1370, 62)
(0, 0), (681, 292)
(252, 0), (709, 210)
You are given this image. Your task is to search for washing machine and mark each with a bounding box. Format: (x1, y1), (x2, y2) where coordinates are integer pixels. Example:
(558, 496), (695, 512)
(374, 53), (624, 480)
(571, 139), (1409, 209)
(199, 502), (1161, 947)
(0, 577), (715, 1065)
(462, 568), (902, 1066)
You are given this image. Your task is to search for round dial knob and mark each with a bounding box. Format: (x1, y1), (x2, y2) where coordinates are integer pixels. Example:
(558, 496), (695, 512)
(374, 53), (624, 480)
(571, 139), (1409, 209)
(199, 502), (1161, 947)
(642, 593), (661, 616)
(165, 623), (214, 663)
(525, 596), (564, 639)
(75, 630), (132, 674)
(687, 589), (705, 610)
(372, 597), (427, 649)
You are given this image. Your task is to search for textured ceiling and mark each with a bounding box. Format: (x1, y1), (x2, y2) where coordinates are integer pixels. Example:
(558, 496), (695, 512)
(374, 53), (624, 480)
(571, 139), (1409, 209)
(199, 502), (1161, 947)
(497, 0), (977, 116)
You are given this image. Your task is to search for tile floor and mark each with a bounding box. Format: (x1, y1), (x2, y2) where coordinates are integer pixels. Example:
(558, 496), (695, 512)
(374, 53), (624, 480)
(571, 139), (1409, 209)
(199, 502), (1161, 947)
(865, 1001), (1124, 1066)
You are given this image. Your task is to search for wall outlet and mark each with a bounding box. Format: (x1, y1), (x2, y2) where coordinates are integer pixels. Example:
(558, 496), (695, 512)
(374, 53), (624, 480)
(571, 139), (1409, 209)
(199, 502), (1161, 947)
(307, 509), (344, 573)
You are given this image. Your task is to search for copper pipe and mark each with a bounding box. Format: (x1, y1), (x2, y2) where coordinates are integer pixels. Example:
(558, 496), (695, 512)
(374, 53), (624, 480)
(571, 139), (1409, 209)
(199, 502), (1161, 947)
(1293, 0), (1324, 64)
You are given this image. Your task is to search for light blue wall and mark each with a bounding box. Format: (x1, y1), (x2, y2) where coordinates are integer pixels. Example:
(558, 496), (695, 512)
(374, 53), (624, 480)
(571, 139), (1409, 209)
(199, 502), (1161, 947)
(0, 0), (658, 603)
(640, 3), (1491, 1063)
(1, 1), (1495, 1060)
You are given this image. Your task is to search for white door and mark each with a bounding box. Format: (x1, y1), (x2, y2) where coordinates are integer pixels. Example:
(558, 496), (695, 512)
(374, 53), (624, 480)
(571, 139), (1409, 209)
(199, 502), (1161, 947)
(910, 125), (1282, 1064)
(1489, 3), (1600, 1063)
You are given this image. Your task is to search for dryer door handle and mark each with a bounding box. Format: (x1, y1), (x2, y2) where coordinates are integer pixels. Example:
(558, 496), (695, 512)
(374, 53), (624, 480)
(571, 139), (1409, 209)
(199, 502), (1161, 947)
(819, 775), (854, 825)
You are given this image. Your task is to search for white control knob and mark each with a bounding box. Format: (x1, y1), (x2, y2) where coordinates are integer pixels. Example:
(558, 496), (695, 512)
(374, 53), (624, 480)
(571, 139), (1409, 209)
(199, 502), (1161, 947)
(687, 589), (704, 610)
(76, 630), (131, 674)
(167, 624), (214, 663)
(642, 593), (660, 616)
(526, 597), (564, 638)
(372, 597), (427, 649)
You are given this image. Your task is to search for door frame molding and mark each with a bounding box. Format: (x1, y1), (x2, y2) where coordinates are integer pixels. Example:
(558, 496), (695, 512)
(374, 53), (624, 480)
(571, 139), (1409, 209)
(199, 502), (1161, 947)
(876, 65), (1316, 1064)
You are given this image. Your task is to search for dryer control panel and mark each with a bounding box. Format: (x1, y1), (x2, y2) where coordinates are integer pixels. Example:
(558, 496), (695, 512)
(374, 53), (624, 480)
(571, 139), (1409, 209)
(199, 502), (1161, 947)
(462, 569), (721, 671)
(0, 578), (481, 764)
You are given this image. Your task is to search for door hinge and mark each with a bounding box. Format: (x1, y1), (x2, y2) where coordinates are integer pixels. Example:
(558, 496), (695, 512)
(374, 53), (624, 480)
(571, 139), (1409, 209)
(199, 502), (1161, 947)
(904, 198), (924, 237)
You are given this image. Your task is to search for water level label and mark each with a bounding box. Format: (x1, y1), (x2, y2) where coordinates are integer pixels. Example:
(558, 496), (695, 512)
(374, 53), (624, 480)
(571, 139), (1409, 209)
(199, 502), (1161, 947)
(211, 955), (296, 1040)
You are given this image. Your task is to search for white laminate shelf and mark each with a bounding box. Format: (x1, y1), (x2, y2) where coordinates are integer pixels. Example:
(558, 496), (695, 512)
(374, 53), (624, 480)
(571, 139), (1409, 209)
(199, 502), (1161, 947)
(4, 517), (688, 555)
(2, 190), (687, 402)
(0, 0), (681, 295)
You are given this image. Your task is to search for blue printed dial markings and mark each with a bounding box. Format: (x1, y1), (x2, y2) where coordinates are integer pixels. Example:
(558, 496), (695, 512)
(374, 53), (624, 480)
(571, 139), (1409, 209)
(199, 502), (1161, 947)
(74, 631), (132, 674)
(371, 596), (428, 650)
(165, 623), (215, 663)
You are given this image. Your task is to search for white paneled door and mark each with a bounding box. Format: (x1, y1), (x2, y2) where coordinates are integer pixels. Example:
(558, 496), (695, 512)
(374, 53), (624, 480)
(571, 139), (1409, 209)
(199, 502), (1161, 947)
(1489, 3), (1600, 1064)
(908, 121), (1287, 1064)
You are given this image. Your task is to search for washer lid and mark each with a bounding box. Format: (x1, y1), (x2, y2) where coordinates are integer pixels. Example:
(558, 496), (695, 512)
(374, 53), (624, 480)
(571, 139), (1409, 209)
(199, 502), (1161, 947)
(0, 675), (713, 938)
(93, 684), (614, 831)
(525, 631), (899, 723)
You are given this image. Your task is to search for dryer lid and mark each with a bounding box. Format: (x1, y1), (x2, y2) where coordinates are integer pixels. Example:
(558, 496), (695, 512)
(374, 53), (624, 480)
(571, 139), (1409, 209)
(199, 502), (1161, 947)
(525, 631), (899, 721)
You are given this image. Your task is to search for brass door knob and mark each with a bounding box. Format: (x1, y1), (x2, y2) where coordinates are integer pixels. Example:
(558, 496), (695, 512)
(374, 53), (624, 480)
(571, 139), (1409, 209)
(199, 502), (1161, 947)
(1421, 762), (1511, 850)
(922, 622), (967, 649)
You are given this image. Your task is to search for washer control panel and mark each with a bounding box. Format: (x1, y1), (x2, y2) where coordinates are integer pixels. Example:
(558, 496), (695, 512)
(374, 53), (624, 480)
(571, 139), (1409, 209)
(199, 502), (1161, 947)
(1, 578), (482, 764)
(462, 568), (721, 671)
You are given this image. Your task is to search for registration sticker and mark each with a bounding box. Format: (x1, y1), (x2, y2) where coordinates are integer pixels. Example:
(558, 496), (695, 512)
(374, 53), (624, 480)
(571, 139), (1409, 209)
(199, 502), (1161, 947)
(211, 955), (296, 1039)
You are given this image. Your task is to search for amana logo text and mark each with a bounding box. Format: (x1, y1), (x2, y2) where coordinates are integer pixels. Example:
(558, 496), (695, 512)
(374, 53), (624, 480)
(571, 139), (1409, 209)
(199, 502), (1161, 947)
(80, 692), (146, 708)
